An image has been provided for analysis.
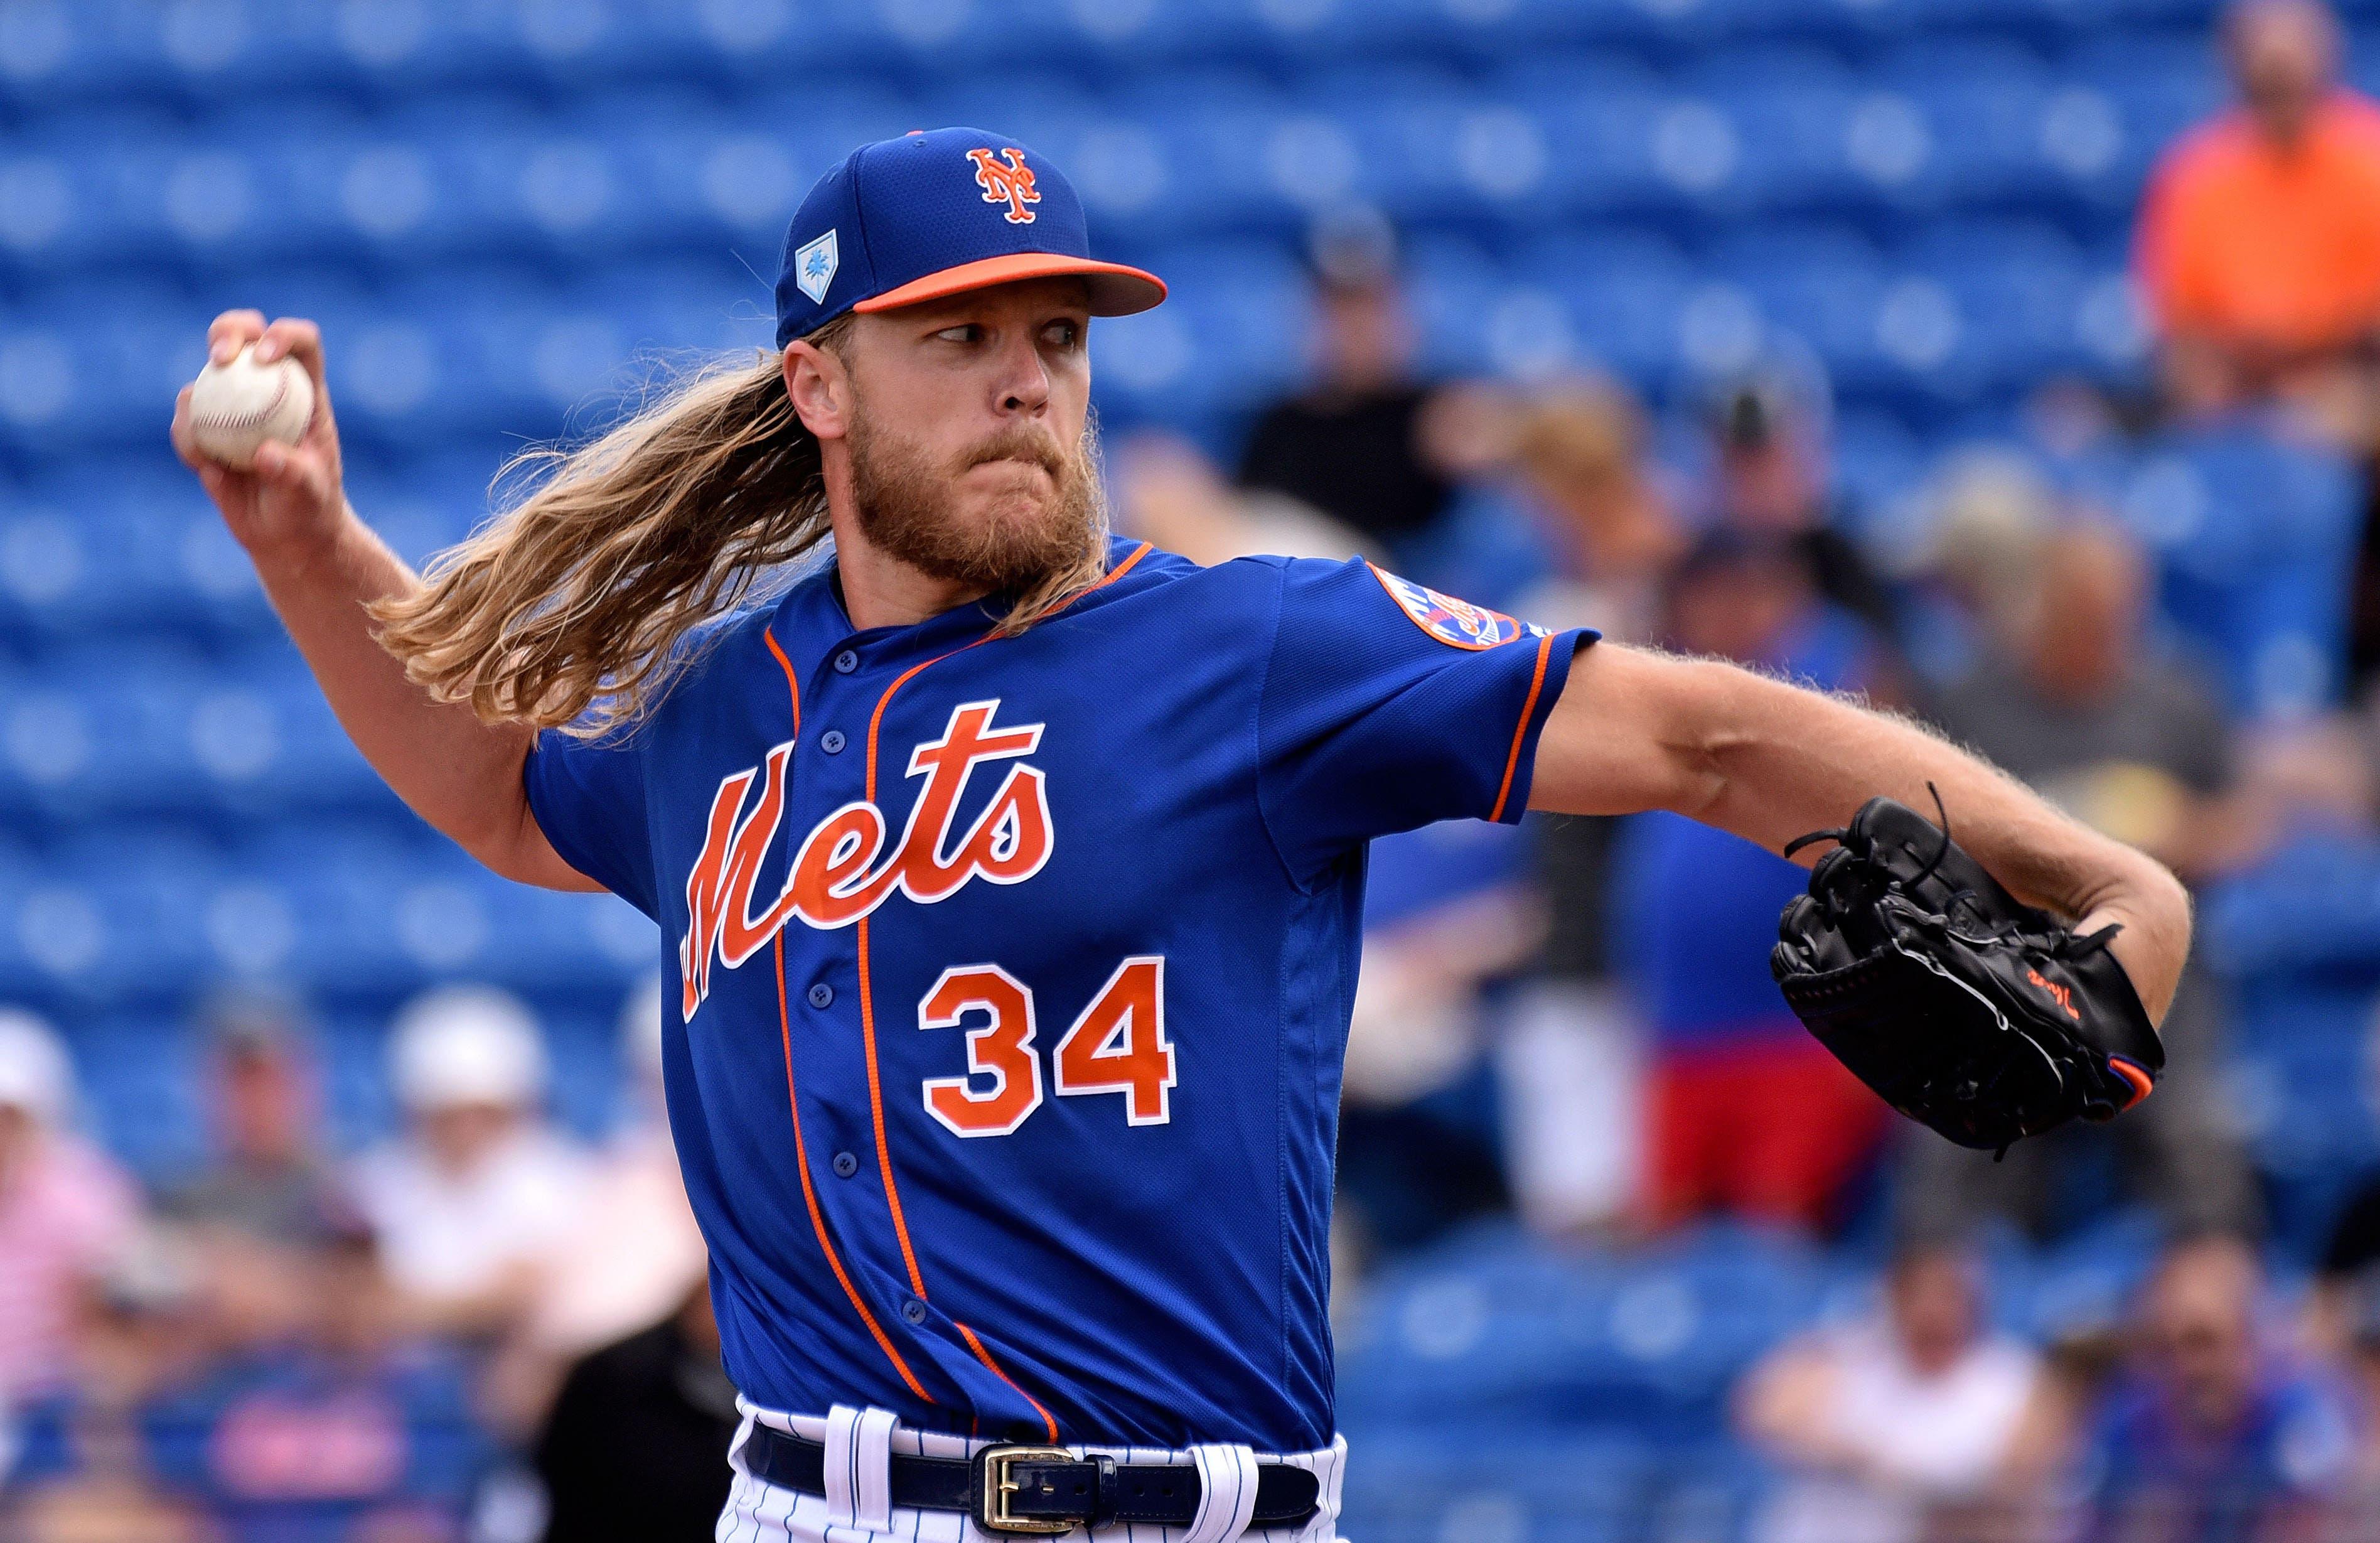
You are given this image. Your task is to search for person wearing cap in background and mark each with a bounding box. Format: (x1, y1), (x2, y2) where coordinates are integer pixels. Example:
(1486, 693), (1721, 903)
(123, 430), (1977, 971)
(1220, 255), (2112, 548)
(1699, 368), (1900, 650)
(349, 986), (594, 1342)
(0, 1008), (138, 1409)
(1235, 211), (1489, 573)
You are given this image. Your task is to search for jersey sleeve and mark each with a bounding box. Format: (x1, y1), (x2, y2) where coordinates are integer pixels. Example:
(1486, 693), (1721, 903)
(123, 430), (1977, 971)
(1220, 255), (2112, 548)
(1256, 557), (1593, 883)
(522, 724), (660, 919)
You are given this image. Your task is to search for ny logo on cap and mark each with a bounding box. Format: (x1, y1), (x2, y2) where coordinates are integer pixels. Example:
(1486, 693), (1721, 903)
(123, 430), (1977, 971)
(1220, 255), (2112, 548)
(794, 228), (838, 303)
(967, 147), (1040, 225)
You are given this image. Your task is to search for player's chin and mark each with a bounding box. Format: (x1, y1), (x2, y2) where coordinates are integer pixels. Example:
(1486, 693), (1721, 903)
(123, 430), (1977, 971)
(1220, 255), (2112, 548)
(957, 476), (1064, 533)
(960, 456), (1058, 500)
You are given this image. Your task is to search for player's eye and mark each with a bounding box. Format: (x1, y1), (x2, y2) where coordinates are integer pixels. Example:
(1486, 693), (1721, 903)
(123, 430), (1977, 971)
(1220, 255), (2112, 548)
(1042, 319), (1083, 349)
(933, 323), (984, 345)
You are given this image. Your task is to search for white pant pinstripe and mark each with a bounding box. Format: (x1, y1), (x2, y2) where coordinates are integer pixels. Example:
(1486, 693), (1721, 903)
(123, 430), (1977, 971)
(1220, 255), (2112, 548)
(712, 1399), (1349, 1543)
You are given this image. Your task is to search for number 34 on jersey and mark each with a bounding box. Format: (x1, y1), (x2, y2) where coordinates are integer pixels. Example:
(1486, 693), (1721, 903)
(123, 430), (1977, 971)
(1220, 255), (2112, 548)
(918, 955), (1176, 1137)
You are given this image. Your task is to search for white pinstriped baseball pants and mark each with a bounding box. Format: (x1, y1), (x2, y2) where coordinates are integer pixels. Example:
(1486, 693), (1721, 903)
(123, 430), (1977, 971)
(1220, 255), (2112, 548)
(713, 1399), (1349, 1543)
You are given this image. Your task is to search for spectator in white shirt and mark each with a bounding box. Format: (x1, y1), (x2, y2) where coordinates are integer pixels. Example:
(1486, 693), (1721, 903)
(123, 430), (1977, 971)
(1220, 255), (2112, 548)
(349, 986), (594, 1340)
(1737, 1244), (2056, 1543)
(485, 974), (709, 1434)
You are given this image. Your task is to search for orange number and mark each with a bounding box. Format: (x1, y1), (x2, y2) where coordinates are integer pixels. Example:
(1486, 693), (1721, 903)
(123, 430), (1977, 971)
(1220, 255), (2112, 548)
(918, 965), (1043, 1138)
(1053, 956), (1175, 1125)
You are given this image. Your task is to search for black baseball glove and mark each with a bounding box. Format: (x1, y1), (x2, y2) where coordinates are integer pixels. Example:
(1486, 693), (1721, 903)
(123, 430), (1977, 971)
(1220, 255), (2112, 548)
(1769, 793), (2164, 1154)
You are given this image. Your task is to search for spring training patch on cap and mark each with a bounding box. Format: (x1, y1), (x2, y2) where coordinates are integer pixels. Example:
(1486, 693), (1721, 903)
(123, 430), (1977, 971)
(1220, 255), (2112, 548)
(795, 229), (839, 303)
(1368, 564), (1548, 650)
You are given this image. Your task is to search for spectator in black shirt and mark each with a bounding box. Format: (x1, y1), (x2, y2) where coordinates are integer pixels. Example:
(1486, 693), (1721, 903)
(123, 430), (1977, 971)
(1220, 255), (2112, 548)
(1236, 213), (1466, 557)
(1701, 370), (1900, 643)
(535, 1282), (737, 1542)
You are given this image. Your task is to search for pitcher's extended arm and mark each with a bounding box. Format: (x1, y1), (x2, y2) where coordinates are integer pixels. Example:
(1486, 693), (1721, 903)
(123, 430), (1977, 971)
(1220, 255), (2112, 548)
(172, 312), (595, 892)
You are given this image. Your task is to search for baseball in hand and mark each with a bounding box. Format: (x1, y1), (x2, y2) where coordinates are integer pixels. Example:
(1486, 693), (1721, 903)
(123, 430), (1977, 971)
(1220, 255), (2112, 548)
(187, 343), (314, 470)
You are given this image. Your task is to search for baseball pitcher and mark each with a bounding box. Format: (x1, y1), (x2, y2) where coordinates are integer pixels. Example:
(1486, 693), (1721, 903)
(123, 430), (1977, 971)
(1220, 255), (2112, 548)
(172, 129), (2190, 1542)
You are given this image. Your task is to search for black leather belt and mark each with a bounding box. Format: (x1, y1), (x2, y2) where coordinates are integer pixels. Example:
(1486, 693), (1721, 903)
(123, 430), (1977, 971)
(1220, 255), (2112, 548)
(742, 1422), (1321, 1535)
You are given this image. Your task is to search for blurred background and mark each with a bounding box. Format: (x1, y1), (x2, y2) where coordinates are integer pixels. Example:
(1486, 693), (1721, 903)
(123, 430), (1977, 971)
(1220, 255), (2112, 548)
(13, 0), (2380, 1538)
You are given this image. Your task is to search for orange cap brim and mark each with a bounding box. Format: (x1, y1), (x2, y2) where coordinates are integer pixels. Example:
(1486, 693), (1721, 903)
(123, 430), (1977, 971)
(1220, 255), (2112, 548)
(854, 252), (1167, 316)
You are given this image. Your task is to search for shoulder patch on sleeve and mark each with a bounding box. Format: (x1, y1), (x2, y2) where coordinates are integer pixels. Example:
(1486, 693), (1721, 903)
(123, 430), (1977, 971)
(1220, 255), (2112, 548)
(1367, 563), (1548, 650)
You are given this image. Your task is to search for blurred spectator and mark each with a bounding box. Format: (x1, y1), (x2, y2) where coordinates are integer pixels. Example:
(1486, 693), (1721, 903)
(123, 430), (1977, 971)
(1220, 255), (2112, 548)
(2082, 1235), (2356, 1537)
(1236, 212), (1473, 564)
(1739, 1244), (2056, 1543)
(2310, 992), (2380, 1342)
(1117, 431), (1373, 566)
(1336, 821), (1543, 1264)
(1, 1243), (213, 1543)
(1509, 378), (1686, 645)
(1617, 534), (1894, 1231)
(486, 974), (706, 1435)
(1698, 370), (1899, 643)
(0, 1009), (139, 1406)
(532, 1282), (735, 1543)
(1902, 451), (2061, 686)
(141, 1205), (492, 1543)
(1906, 524), (2260, 1243)
(350, 988), (594, 1341)
(2138, 0), (2380, 418)
(1497, 378), (1685, 1237)
(164, 990), (336, 1249)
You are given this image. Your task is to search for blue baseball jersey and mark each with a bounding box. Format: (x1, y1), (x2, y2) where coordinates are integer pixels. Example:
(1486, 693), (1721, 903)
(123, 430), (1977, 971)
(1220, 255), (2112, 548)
(524, 539), (1589, 1453)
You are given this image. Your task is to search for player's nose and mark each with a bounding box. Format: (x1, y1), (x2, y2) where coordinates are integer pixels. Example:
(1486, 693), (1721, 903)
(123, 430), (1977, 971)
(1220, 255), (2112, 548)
(988, 330), (1052, 417)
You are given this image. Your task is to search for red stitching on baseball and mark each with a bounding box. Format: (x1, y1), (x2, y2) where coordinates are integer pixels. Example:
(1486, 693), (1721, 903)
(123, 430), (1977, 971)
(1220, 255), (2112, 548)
(196, 368), (291, 433)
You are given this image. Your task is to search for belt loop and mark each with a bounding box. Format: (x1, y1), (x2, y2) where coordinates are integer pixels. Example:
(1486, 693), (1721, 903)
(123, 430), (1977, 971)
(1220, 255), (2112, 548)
(820, 1405), (862, 1526)
(1182, 1444), (1260, 1543)
(854, 1408), (897, 1529)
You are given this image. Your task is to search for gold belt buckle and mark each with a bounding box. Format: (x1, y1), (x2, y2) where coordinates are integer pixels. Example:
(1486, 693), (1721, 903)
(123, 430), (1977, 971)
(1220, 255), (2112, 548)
(976, 1444), (1079, 1535)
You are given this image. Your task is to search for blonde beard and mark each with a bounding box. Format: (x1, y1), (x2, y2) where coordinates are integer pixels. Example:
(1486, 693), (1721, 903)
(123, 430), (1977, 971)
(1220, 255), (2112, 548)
(846, 400), (1108, 596)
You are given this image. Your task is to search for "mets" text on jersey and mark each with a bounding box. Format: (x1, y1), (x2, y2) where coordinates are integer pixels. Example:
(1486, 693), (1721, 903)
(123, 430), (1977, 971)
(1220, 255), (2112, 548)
(678, 700), (1053, 1019)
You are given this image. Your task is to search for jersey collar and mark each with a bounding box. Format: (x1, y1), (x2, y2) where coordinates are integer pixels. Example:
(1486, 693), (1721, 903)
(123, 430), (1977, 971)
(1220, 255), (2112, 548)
(766, 534), (1155, 674)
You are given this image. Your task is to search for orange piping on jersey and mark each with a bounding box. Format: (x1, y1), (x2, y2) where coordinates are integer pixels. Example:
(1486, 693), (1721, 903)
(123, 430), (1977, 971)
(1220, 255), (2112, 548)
(850, 540), (1159, 1307)
(759, 628), (930, 1401)
(1488, 633), (1555, 822)
(762, 627), (803, 734)
(956, 1322), (1060, 1444)
(775, 932), (930, 1400)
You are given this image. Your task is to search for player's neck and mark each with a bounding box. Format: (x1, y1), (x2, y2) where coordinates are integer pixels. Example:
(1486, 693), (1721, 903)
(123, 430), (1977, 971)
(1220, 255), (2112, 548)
(827, 510), (991, 632)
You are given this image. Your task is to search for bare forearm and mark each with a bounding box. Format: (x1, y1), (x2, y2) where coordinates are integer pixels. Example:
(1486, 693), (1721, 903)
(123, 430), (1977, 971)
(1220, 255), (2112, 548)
(1533, 647), (2192, 1020)
(250, 510), (582, 886)
(1690, 668), (2167, 905)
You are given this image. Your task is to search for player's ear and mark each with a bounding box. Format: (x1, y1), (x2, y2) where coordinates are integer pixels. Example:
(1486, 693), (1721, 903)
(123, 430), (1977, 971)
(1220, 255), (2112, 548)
(781, 341), (851, 442)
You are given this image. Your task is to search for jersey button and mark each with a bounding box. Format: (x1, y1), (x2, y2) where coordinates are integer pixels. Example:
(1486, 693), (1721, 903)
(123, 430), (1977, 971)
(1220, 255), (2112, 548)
(807, 982), (834, 1009)
(833, 649), (859, 674)
(831, 1151), (859, 1178)
(901, 1298), (928, 1325)
(819, 729), (846, 754)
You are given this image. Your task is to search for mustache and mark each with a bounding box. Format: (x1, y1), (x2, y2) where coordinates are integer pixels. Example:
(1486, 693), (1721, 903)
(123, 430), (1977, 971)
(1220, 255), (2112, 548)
(963, 427), (1068, 477)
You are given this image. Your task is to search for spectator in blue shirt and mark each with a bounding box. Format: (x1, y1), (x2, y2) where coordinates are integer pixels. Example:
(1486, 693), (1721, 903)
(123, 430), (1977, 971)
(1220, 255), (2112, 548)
(2084, 1235), (2356, 1541)
(143, 1207), (496, 1543)
(1613, 530), (1894, 1230)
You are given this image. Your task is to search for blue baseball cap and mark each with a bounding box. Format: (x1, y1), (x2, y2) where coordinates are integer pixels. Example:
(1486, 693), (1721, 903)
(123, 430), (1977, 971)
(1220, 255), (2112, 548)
(773, 127), (1167, 348)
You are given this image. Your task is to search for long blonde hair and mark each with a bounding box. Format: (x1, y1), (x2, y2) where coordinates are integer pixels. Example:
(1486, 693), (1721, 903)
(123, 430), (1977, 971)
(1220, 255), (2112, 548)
(370, 320), (1108, 738)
